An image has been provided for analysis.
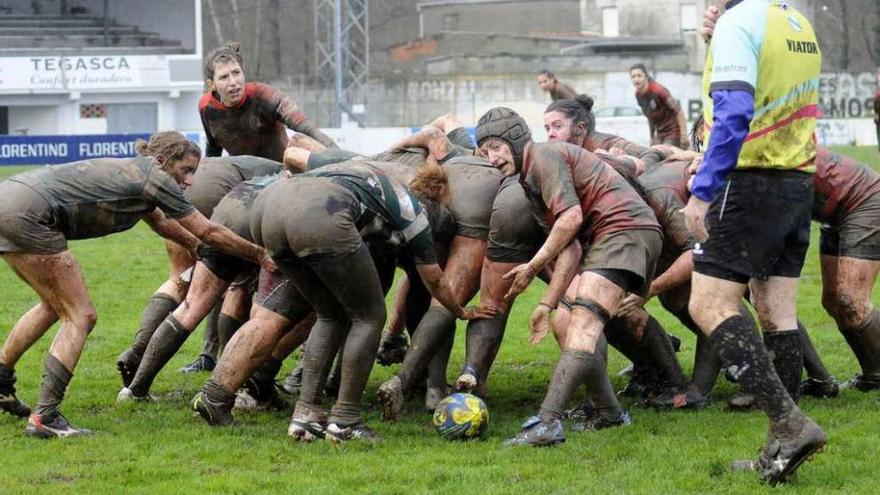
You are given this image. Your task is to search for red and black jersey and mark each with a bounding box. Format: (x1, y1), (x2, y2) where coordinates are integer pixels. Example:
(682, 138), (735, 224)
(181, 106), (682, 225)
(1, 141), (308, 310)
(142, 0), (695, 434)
(813, 147), (880, 223)
(519, 141), (660, 247)
(198, 82), (335, 161)
(635, 81), (684, 141)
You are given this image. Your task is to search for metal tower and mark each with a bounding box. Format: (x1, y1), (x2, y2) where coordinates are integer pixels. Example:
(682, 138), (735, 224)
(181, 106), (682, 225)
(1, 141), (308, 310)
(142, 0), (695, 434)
(314, 0), (369, 126)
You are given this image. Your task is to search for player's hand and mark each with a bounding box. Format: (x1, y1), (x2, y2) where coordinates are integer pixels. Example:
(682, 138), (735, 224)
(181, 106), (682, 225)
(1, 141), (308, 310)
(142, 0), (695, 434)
(459, 304), (498, 321)
(259, 250), (279, 274)
(616, 293), (647, 317)
(502, 263), (538, 301)
(701, 5), (720, 43)
(681, 196), (711, 242)
(528, 303), (553, 345)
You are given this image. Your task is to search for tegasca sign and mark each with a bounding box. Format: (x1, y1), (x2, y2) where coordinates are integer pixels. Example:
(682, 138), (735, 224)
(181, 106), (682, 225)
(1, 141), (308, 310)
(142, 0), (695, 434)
(0, 56), (171, 91)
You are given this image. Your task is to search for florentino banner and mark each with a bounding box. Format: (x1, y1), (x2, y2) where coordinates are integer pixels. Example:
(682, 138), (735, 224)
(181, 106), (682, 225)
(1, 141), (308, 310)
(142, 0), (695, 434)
(0, 134), (200, 166)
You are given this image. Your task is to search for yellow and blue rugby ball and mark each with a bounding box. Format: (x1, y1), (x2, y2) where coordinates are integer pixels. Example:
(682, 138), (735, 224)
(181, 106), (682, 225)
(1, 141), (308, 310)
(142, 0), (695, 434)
(432, 392), (489, 440)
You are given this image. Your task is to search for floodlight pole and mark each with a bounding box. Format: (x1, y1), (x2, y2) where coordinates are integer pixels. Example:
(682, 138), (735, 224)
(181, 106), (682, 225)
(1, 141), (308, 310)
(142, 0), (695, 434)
(314, 0), (369, 127)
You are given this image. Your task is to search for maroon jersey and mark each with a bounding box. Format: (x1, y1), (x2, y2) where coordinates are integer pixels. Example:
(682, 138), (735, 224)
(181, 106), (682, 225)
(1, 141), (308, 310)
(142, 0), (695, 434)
(199, 82), (335, 161)
(519, 141), (660, 246)
(549, 81), (578, 101)
(637, 160), (695, 273)
(813, 147), (880, 222)
(635, 80), (684, 142)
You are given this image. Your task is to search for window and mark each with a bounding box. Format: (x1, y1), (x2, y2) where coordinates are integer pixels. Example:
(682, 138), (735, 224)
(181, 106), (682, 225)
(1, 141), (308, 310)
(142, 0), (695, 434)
(681, 3), (698, 32)
(602, 7), (619, 37)
(80, 104), (107, 119)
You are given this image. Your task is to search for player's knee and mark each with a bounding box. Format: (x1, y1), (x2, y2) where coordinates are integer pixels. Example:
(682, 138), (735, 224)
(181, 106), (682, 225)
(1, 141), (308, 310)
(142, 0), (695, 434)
(832, 291), (871, 328)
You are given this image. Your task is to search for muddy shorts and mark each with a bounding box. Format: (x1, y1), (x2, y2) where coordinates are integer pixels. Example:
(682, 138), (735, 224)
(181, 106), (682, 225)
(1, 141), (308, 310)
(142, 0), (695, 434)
(694, 169), (812, 283)
(258, 178), (363, 262)
(486, 176), (545, 263)
(581, 228), (662, 297)
(254, 269), (313, 321)
(0, 180), (67, 254)
(198, 191), (258, 281)
(820, 193), (880, 261)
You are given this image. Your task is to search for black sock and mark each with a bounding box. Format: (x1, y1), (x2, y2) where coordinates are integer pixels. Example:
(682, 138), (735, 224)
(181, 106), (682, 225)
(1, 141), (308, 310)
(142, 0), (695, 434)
(840, 309), (880, 377)
(200, 303), (222, 360)
(34, 354), (72, 419)
(463, 311), (510, 383)
(129, 315), (190, 396)
(539, 350), (592, 422)
(689, 333), (722, 396)
(217, 314), (244, 353)
(399, 307), (455, 389)
(641, 316), (687, 389)
(0, 362), (14, 385)
(131, 294), (178, 358)
(202, 379), (235, 406)
(764, 329), (803, 402)
(798, 322), (831, 381)
(248, 356), (283, 400)
(709, 316), (796, 423)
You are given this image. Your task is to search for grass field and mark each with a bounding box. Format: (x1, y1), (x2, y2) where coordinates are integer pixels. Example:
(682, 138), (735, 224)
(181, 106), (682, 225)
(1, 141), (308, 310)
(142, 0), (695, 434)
(1, 147), (879, 494)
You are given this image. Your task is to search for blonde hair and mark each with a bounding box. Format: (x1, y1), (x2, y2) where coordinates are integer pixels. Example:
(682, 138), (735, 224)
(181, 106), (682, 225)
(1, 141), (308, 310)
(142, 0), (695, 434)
(409, 163), (451, 205)
(135, 131), (201, 164)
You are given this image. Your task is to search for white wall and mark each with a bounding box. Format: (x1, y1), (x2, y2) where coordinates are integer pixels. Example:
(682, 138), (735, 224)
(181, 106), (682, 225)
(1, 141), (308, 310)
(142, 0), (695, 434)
(8, 106), (59, 135)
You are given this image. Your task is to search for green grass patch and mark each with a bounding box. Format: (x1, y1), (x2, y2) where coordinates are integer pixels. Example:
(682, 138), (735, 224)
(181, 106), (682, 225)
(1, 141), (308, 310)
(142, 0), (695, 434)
(0, 147), (879, 493)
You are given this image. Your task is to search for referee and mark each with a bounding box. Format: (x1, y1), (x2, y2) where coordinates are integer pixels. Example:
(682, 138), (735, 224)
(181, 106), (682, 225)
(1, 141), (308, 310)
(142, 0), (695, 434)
(682, 0), (825, 484)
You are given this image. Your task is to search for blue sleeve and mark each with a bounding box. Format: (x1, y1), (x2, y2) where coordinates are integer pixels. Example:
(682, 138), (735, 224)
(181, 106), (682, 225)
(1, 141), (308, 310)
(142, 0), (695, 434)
(691, 90), (755, 202)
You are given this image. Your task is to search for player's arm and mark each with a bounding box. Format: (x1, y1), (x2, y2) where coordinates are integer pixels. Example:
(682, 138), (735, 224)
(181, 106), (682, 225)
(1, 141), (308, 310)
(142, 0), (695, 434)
(144, 208), (201, 252)
(272, 89), (338, 149)
(199, 111), (223, 157)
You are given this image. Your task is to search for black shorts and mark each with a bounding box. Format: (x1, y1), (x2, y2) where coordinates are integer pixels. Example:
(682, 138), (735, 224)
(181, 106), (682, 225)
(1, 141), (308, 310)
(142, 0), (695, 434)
(819, 193), (880, 261)
(693, 169), (812, 283)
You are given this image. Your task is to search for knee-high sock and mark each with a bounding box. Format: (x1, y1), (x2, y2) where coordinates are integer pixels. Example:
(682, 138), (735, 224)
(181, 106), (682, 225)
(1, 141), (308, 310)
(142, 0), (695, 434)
(129, 316), (190, 396)
(129, 294), (178, 361)
(398, 307), (456, 389)
(34, 355), (72, 418)
(200, 302), (222, 360)
(798, 321), (831, 381)
(297, 318), (346, 408)
(217, 314), (244, 354)
(463, 311), (510, 383)
(539, 349), (594, 422)
(690, 334), (722, 396)
(246, 356), (283, 401)
(330, 319), (383, 425)
(427, 332), (454, 392)
(840, 309), (880, 377)
(583, 334), (623, 421)
(709, 316), (797, 423)
(764, 329), (803, 403)
(641, 316), (688, 389)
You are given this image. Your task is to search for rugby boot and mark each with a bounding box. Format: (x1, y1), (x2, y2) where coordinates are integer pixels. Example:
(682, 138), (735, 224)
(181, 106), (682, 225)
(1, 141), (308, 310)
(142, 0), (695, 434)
(281, 364), (303, 395)
(192, 391), (234, 427)
(0, 374), (31, 418)
(571, 411), (632, 432)
(115, 348), (140, 388)
(376, 332), (408, 366)
(752, 414), (826, 485)
(617, 365), (659, 400)
(288, 417), (326, 442)
(800, 377), (839, 398)
(25, 413), (92, 439)
(841, 373), (880, 392)
(239, 375), (288, 412)
(116, 387), (158, 403)
(727, 391), (757, 411)
(377, 376), (405, 421)
(503, 416), (565, 447)
(561, 401), (598, 421)
(179, 354), (215, 374)
(425, 386), (446, 412)
(325, 422), (380, 444)
(646, 388), (709, 410)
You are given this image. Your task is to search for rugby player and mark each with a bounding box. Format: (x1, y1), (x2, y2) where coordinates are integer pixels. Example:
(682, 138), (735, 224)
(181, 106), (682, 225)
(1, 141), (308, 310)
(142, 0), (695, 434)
(629, 64), (689, 149)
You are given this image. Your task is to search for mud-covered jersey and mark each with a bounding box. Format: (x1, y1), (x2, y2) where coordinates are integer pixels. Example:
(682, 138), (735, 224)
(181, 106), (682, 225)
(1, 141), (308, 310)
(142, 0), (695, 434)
(519, 141), (660, 246)
(6, 156), (194, 239)
(582, 131), (661, 163)
(187, 155), (282, 217)
(812, 147), (880, 223)
(212, 173), (284, 241)
(199, 82), (335, 161)
(637, 160), (695, 273)
(304, 161), (437, 264)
